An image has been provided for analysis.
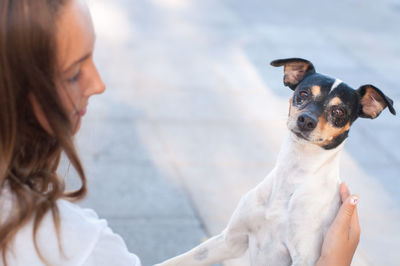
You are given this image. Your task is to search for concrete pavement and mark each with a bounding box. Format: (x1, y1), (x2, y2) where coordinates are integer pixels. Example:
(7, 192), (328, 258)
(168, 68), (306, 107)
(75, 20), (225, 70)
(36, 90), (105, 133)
(63, 0), (400, 265)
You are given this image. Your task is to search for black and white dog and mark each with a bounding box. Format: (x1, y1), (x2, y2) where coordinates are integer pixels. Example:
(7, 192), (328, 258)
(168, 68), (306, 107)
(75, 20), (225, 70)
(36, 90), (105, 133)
(156, 58), (396, 266)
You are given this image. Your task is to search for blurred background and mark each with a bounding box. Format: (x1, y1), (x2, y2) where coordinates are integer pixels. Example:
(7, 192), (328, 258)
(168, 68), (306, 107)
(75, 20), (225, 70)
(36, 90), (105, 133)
(65, 0), (400, 265)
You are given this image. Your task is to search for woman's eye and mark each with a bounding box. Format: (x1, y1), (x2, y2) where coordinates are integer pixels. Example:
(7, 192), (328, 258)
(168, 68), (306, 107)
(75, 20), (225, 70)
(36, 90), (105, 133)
(332, 107), (344, 117)
(67, 70), (81, 83)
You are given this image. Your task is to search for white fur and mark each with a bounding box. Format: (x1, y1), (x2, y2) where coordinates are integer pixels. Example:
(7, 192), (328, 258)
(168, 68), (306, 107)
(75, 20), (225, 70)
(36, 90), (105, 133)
(331, 79), (342, 91)
(155, 132), (343, 266)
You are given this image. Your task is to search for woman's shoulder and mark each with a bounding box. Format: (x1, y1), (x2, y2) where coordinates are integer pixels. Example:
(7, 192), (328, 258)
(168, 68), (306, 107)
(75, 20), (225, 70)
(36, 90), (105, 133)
(5, 199), (141, 266)
(57, 199), (107, 232)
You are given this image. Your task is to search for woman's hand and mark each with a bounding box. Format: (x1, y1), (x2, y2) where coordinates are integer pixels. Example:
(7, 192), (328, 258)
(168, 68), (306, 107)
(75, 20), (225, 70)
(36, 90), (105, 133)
(316, 182), (360, 266)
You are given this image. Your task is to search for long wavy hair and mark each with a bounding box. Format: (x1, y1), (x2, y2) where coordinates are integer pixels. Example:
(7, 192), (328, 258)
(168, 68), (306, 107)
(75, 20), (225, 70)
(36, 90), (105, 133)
(0, 0), (87, 264)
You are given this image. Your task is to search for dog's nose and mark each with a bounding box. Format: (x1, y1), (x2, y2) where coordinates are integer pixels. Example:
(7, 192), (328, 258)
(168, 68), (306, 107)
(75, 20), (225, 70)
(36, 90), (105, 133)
(297, 113), (317, 131)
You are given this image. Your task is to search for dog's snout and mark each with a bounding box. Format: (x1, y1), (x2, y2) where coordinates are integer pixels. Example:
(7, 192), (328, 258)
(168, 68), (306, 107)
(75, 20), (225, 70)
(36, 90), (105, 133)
(297, 113), (317, 131)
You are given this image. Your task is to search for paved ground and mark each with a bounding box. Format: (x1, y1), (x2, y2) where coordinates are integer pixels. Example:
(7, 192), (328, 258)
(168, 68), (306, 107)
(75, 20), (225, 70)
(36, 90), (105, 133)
(63, 0), (400, 265)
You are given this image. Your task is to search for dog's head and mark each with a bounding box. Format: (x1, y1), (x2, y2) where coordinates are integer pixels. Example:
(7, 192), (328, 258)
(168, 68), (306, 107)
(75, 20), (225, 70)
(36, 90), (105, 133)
(271, 58), (396, 150)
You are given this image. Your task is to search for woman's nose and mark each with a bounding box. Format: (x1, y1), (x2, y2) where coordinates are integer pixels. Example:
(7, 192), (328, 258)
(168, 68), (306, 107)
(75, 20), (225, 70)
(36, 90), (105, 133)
(86, 63), (106, 96)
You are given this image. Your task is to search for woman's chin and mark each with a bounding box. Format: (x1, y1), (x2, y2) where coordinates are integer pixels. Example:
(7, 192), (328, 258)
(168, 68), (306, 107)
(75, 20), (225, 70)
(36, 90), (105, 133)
(73, 117), (82, 135)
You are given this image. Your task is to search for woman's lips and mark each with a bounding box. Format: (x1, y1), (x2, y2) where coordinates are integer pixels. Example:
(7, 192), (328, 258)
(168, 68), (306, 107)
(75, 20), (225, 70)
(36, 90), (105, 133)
(79, 107), (87, 116)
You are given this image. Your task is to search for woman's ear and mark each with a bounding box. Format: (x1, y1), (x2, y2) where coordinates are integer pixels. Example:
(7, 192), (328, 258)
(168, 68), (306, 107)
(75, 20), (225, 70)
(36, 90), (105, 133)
(357, 84), (396, 119)
(270, 58), (315, 90)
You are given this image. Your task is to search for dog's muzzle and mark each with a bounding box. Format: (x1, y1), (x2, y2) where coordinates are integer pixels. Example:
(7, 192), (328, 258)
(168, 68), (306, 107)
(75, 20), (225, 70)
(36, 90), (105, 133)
(297, 113), (317, 132)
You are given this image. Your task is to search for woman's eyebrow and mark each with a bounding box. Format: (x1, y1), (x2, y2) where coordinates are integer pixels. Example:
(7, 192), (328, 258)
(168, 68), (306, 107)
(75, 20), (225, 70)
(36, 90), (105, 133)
(63, 52), (92, 73)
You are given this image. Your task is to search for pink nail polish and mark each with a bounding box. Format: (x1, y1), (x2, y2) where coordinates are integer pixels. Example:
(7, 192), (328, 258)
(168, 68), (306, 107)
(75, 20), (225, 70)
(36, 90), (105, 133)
(350, 196), (359, 205)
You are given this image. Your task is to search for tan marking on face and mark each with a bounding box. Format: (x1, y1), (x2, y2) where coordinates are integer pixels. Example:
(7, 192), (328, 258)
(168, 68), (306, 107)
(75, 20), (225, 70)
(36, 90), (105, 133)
(288, 98), (300, 115)
(288, 97), (292, 114)
(311, 85), (321, 97)
(329, 97), (342, 106)
(312, 116), (350, 146)
(287, 97), (303, 131)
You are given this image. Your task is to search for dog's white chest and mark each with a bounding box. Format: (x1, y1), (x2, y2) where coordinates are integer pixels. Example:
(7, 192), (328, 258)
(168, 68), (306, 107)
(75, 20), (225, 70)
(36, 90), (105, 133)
(244, 140), (342, 265)
(155, 134), (343, 266)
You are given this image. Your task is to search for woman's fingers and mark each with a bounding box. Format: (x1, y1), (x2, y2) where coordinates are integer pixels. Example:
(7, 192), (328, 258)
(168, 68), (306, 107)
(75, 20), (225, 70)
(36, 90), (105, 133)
(339, 182), (351, 203)
(338, 182), (360, 241)
(316, 182), (361, 266)
(350, 206), (361, 243)
(334, 193), (359, 231)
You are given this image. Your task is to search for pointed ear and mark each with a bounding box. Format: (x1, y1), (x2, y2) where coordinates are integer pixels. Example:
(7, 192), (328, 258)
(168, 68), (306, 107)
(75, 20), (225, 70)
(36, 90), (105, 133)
(357, 85), (396, 119)
(270, 58), (315, 90)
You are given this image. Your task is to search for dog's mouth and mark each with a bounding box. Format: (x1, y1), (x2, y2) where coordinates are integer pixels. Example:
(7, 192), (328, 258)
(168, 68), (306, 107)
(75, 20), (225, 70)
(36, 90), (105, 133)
(291, 129), (329, 145)
(291, 130), (310, 141)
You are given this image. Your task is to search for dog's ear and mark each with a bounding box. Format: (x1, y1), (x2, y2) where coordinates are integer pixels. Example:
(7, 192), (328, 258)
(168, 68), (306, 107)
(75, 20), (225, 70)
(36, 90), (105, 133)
(357, 84), (396, 119)
(270, 58), (315, 90)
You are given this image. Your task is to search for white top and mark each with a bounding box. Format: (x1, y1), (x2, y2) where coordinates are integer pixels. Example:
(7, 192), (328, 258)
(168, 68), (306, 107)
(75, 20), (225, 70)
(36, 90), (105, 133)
(1, 194), (142, 266)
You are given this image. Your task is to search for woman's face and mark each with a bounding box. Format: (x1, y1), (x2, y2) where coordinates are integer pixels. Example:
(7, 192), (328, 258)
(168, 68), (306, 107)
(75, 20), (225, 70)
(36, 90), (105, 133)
(33, 0), (105, 134)
(57, 0), (105, 132)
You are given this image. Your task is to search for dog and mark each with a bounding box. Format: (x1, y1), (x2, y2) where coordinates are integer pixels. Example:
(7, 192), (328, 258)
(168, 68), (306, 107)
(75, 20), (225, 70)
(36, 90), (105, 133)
(155, 58), (396, 266)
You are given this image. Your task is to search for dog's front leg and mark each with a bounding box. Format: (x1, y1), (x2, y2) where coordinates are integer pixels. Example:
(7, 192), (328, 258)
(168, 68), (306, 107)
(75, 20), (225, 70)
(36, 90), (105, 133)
(154, 229), (248, 266)
(285, 220), (327, 266)
(155, 191), (256, 266)
(286, 234), (322, 266)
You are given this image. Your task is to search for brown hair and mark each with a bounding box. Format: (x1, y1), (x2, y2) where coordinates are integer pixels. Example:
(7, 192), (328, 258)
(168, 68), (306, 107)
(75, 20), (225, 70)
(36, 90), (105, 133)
(0, 0), (87, 264)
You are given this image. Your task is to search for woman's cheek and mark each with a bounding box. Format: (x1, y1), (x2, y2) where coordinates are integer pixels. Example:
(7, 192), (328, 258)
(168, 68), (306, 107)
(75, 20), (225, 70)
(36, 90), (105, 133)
(58, 83), (79, 117)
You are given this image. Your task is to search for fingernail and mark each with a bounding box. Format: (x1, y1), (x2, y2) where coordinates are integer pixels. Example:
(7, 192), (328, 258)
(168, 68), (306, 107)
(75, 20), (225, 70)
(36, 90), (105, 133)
(350, 195), (359, 205)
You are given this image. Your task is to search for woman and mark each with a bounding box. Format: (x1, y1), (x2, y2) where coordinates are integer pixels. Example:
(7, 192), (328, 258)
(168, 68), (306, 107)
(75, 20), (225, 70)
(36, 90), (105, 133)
(0, 0), (359, 265)
(0, 0), (139, 265)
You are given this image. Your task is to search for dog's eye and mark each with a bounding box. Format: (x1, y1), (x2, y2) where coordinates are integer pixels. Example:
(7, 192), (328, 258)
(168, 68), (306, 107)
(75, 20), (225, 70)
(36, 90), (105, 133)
(299, 91), (308, 98)
(296, 90), (310, 104)
(332, 107), (344, 117)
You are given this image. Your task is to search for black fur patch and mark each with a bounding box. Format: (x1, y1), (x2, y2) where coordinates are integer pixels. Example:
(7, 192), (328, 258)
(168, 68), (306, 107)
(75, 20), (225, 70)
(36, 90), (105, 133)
(322, 130), (349, 150)
(293, 75), (359, 148)
(273, 57), (396, 149)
